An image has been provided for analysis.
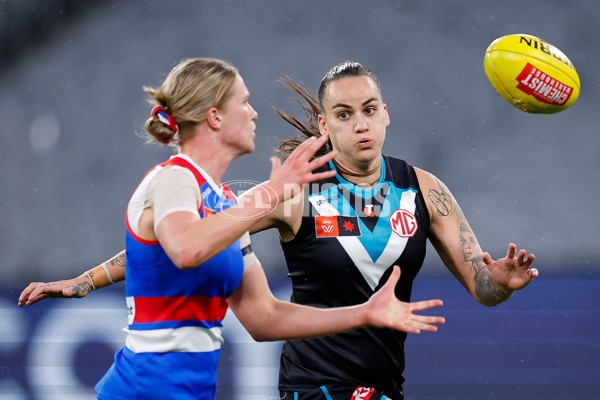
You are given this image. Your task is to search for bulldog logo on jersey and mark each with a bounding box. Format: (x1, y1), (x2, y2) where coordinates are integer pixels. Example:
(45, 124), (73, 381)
(351, 386), (376, 400)
(315, 215), (361, 238)
(389, 208), (418, 238)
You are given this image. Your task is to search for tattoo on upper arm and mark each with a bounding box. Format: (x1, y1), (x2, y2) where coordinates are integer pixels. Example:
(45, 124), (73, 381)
(427, 179), (456, 217)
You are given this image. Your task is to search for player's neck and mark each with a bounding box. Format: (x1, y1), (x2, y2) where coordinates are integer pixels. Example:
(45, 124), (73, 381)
(179, 135), (233, 185)
(334, 157), (381, 188)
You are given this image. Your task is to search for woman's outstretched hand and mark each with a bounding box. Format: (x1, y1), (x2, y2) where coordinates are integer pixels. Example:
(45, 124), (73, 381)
(483, 243), (538, 291)
(18, 277), (93, 307)
(364, 265), (445, 334)
(268, 133), (337, 201)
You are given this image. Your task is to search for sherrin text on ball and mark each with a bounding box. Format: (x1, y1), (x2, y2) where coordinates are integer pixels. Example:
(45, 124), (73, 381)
(484, 34), (580, 114)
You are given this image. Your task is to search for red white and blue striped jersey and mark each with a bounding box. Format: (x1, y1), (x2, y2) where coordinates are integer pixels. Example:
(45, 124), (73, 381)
(96, 154), (243, 400)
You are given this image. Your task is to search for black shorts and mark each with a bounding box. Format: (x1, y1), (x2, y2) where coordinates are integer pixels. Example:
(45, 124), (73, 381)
(280, 384), (400, 400)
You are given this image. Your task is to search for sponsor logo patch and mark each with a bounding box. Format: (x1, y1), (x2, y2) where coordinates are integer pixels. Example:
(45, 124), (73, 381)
(315, 215), (361, 238)
(389, 209), (418, 238)
(351, 386), (376, 400)
(363, 204), (376, 217)
(516, 63), (573, 106)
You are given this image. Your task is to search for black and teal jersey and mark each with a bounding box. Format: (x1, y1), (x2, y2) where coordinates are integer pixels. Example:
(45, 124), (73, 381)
(278, 155), (430, 398)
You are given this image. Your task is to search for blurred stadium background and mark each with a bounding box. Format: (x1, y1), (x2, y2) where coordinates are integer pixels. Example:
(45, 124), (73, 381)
(1, 1), (598, 399)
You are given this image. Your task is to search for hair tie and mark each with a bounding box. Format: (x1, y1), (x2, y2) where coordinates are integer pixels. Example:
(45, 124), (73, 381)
(151, 106), (178, 133)
(151, 106), (179, 146)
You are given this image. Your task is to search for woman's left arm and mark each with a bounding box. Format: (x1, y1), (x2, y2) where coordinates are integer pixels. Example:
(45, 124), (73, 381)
(228, 262), (445, 341)
(18, 250), (126, 306)
(415, 167), (538, 307)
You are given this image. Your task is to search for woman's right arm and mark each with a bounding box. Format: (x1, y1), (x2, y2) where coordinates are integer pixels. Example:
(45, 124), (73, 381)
(18, 135), (336, 303)
(159, 135), (335, 269)
(229, 262), (445, 341)
(18, 250), (126, 306)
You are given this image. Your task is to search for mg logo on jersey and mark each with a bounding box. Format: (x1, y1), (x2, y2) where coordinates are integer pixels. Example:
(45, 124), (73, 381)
(389, 209), (418, 238)
(351, 386), (376, 400)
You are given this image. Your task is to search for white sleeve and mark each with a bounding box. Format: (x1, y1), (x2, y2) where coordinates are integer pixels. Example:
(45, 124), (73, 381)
(239, 231), (259, 271)
(149, 167), (201, 230)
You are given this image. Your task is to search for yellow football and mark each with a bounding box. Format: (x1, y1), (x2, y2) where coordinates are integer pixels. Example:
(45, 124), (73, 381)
(484, 34), (580, 114)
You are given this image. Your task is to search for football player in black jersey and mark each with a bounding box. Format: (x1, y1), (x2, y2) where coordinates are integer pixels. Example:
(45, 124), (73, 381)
(19, 61), (537, 400)
(261, 61), (538, 400)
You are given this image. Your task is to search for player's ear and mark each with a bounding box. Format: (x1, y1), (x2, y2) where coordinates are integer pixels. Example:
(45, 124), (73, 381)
(318, 114), (328, 135)
(207, 107), (222, 129)
(383, 104), (390, 127)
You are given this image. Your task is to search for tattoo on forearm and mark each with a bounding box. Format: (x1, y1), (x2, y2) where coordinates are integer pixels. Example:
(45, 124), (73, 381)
(459, 221), (510, 304)
(71, 282), (92, 297)
(473, 266), (511, 304)
(427, 180), (455, 217)
(459, 222), (480, 274)
(109, 251), (126, 268)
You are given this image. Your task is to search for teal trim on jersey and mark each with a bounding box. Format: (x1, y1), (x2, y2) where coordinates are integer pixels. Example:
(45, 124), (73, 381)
(328, 155), (387, 197)
(319, 386), (334, 400)
(313, 157), (418, 262)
